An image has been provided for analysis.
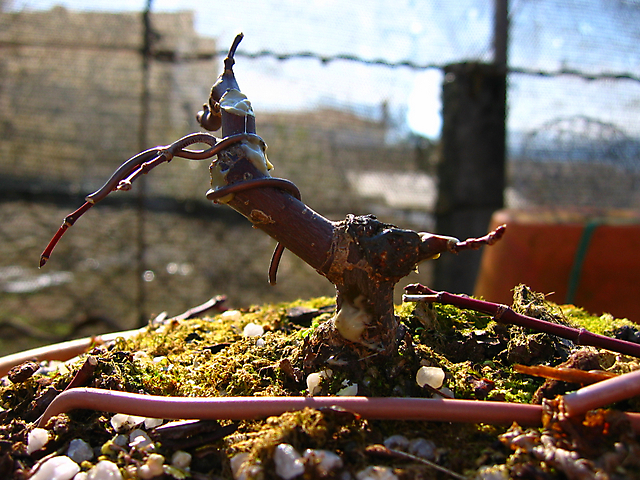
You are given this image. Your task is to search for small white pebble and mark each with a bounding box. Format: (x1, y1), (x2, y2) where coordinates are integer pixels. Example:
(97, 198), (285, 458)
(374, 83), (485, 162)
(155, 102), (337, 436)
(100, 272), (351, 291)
(355, 465), (398, 480)
(144, 417), (163, 429)
(147, 453), (165, 472)
(416, 366), (445, 389)
(110, 413), (145, 432)
(303, 449), (343, 476)
(109, 414), (128, 432)
(67, 438), (94, 463)
(243, 322), (264, 337)
(27, 427), (50, 455)
(383, 435), (409, 451)
(132, 351), (151, 363)
(221, 310), (242, 322)
(256, 338), (266, 347)
(129, 429), (153, 449)
(137, 465), (153, 479)
(171, 450), (192, 469)
(113, 434), (128, 447)
(306, 369), (332, 396)
(475, 465), (509, 480)
(274, 443), (305, 480)
(336, 383), (358, 396)
(307, 373), (323, 395)
(230, 452), (251, 479)
(30, 455), (80, 480)
(230, 452), (263, 480)
(407, 438), (436, 460)
(86, 460), (123, 480)
(138, 453), (165, 479)
(73, 472), (88, 480)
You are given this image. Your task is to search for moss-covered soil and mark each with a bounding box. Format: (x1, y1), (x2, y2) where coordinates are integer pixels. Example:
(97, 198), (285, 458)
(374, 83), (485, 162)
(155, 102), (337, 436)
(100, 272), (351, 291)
(1, 286), (640, 479)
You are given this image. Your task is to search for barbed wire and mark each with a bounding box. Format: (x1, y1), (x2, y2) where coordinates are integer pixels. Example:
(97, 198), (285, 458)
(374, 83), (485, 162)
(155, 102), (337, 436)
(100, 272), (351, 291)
(228, 49), (640, 84)
(3, 37), (637, 84)
(508, 66), (640, 83)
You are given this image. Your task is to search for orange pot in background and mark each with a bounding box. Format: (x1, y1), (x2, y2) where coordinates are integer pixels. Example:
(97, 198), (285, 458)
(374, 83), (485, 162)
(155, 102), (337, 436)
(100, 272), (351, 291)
(474, 209), (640, 321)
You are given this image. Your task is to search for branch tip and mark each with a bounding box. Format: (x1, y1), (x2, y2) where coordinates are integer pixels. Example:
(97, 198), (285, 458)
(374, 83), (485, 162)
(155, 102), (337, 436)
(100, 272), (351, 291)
(225, 33), (244, 70)
(452, 224), (507, 253)
(229, 33), (244, 58)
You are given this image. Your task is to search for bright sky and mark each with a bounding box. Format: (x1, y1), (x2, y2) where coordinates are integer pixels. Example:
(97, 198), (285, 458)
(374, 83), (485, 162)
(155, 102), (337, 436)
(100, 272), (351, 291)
(9, 0), (494, 139)
(8, 0), (640, 139)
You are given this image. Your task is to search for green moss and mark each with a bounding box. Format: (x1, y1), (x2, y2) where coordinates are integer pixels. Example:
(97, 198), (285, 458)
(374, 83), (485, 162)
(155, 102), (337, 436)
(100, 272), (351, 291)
(560, 305), (636, 336)
(433, 303), (494, 331)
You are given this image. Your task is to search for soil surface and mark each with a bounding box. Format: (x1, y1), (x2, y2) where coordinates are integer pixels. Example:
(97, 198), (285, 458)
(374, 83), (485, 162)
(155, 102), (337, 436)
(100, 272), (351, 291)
(1, 286), (640, 479)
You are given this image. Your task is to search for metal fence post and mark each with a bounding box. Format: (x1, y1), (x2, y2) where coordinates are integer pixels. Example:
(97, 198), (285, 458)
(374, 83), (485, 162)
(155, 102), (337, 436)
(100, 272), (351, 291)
(433, 62), (506, 294)
(136, 0), (154, 326)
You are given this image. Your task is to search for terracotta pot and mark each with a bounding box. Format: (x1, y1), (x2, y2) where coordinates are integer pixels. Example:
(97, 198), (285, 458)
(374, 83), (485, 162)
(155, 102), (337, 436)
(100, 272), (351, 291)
(474, 208), (640, 321)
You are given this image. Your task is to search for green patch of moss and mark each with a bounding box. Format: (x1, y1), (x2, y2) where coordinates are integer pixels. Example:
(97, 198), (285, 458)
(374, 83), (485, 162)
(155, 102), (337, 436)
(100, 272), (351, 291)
(433, 303), (494, 332)
(560, 305), (636, 336)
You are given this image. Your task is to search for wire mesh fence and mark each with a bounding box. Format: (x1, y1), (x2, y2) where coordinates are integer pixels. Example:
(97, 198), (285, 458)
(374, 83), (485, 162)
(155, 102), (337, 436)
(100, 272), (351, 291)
(1, 0), (640, 355)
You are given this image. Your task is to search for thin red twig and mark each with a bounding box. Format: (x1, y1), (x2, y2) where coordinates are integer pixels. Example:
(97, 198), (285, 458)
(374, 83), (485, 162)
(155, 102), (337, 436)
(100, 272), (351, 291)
(40, 202), (93, 267)
(168, 295), (227, 321)
(451, 224), (507, 253)
(403, 284), (640, 358)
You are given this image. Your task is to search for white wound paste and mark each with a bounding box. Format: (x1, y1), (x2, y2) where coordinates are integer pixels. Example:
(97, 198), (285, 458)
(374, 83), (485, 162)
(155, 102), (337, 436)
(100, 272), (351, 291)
(418, 232), (459, 260)
(239, 137), (274, 174)
(220, 89), (254, 117)
(333, 296), (371, 343)
(208, 135), (273, 205)
(208, 162), (234, 203)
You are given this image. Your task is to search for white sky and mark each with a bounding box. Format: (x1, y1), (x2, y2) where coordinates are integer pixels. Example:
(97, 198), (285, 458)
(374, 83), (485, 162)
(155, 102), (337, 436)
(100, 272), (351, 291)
(8, 0), (640, 139)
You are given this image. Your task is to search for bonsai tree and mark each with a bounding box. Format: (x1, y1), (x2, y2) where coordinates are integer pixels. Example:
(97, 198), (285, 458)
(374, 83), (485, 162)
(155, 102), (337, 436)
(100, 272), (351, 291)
(40, 34), (504, 363)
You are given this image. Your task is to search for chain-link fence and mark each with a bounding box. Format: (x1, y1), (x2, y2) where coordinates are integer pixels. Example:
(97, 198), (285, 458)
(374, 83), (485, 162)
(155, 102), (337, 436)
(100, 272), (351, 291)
(1, 0), (640, 355)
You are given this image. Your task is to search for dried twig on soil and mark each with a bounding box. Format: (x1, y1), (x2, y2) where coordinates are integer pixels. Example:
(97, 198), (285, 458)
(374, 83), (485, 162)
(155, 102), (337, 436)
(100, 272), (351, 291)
(513, 364), (616, 386)
(167, 295), (227, 321)
(365, 444), (467, 480)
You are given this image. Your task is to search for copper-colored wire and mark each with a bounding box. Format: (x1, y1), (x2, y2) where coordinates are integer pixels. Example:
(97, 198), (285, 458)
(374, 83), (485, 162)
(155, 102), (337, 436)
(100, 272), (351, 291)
(37, 387), (543, 429)
(39, 133), (262, 267)
(33, 386), (640, 432)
